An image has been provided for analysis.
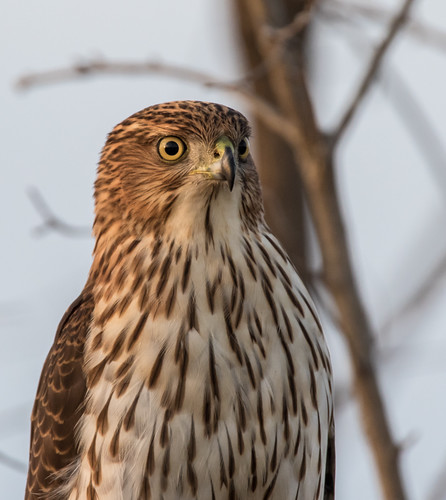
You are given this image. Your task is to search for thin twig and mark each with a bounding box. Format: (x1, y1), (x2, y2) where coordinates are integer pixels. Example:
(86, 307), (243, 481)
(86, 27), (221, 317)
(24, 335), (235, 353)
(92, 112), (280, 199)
(16, 60), (215, 90)
(330, 0), (416, 147)
(328, 0), (446, 53)
(27, 187), (90, 237)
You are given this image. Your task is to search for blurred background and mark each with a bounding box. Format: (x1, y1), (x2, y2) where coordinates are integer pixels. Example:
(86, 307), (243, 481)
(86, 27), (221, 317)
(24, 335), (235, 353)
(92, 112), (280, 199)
(1, 0), (446, 498)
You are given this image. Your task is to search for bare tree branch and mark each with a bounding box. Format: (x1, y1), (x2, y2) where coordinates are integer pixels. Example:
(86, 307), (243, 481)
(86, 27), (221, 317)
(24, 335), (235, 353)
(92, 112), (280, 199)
(16, 59), (301, 148)
(328, 0), (446, 53)
(234, 0), (319, 284)
(27, 187), (90, 237)
(330, 0), (416, 147)
(16, 60), (220, 90)
(239, 1), (407, 498)
(16, 11), (312, 94)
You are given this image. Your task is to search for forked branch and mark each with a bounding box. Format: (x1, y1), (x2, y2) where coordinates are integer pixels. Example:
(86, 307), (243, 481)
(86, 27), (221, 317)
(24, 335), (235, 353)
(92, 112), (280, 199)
(28, 187), (90, 237)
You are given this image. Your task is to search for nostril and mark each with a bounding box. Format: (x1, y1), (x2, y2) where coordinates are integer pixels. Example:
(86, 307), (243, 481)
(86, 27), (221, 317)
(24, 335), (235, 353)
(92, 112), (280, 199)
(213, 151), (221, 159)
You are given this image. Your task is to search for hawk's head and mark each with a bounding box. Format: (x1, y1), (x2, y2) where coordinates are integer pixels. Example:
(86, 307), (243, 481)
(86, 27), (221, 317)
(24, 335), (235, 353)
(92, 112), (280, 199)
(94, 101), (264, 239)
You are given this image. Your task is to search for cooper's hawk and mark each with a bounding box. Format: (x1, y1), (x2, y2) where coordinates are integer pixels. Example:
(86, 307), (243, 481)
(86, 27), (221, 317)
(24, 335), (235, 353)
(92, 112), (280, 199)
(25, 101), (334, 499)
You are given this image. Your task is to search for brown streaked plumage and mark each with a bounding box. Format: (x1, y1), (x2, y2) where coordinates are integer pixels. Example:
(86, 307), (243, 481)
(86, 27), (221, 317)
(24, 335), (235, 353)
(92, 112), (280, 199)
(25, 101), (335, 499)
(26, 287), (93, 497)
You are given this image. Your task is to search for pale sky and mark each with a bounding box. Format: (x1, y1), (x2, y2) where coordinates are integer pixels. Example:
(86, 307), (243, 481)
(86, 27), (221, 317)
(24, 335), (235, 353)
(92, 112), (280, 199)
(1, 0), (446, 498)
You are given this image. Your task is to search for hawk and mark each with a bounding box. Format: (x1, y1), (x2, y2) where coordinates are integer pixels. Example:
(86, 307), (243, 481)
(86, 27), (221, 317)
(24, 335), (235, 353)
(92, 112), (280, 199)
(25, 101), (334, 499)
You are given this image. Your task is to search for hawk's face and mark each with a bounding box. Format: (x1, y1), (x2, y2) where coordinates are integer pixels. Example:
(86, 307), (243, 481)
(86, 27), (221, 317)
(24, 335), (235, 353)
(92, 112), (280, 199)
(95, 101), (263, 237)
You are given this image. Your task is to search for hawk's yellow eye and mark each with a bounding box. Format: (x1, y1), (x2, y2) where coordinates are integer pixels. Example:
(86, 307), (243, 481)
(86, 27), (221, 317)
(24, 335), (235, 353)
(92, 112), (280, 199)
(238, 138), (250, 160)
(158, 137), (186, 161)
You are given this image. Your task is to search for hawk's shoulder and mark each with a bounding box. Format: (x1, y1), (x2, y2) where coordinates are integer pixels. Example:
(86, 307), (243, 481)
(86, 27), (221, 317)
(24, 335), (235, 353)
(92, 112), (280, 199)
(25, 286), (93, 499)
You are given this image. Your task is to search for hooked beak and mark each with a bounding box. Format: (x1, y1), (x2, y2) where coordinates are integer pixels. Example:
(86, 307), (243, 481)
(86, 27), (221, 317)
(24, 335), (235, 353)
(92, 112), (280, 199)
(191, 136), (237, 191)
(219, 146), (236, 191)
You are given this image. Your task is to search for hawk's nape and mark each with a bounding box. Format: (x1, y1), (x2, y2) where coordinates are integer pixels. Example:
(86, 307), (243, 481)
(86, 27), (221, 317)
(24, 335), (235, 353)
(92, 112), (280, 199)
(26, 101), (334, 499)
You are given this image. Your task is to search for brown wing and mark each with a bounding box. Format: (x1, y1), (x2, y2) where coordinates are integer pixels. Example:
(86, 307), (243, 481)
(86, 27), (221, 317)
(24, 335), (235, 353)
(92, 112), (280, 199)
(25, 286), (93, 499)
(324, 421), (336, 499)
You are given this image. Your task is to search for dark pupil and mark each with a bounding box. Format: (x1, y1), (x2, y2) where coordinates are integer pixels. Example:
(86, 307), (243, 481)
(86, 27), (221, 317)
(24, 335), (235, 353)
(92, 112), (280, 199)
(165, 141), (180, 156)
(238, 141), (247, 156)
